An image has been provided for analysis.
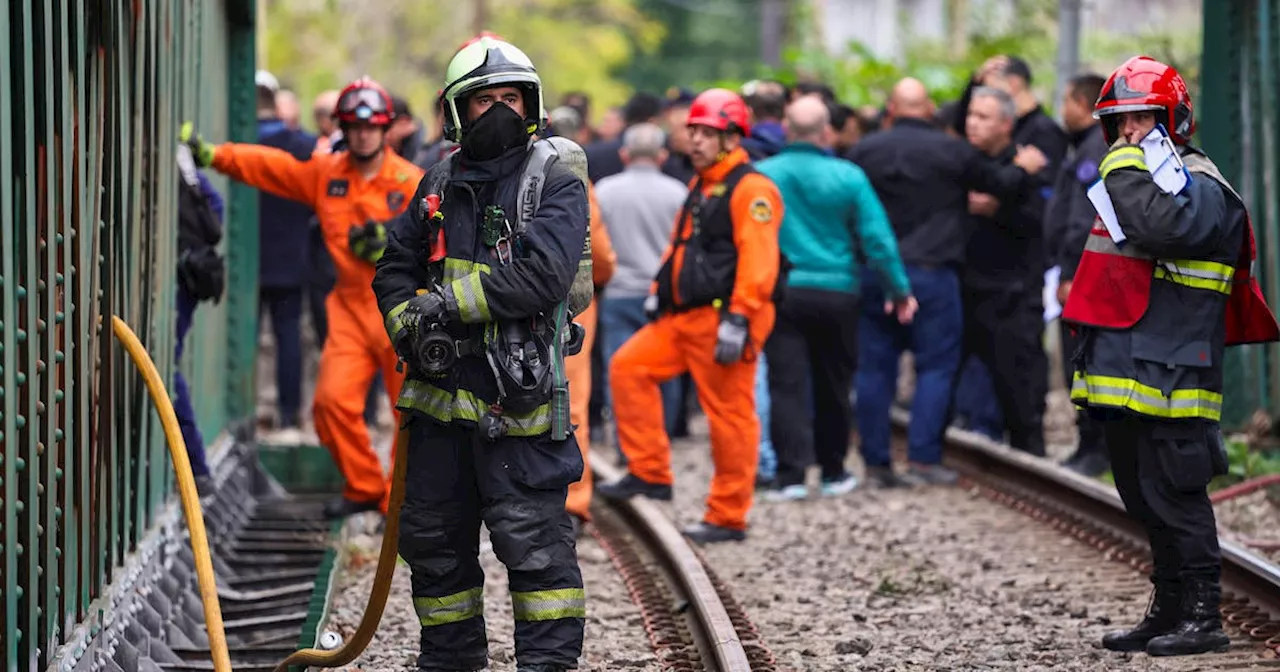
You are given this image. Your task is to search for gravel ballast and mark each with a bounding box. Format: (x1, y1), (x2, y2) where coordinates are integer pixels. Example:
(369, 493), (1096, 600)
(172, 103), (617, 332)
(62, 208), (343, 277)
(659, 415), (1276, 671)
(319, 512), (658, 671)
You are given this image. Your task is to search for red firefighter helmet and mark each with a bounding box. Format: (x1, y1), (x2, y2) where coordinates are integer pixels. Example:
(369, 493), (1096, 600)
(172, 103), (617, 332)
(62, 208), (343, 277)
(459, 31), (507, 51)
(687, 88), (751, 137)
(334, 76), (394, 126)
(1094, 56), (1195, 145)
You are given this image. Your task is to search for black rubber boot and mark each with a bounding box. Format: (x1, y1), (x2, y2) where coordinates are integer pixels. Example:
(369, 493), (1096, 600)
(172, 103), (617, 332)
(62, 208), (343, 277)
(596, 473), (672, 502)
(682, 522), (745, 544)
(323, 496), (380, 520)
(1062, 449), (1110, 478)
(1102, 581), (1181, 652)
(1146, 579), (1231, 656)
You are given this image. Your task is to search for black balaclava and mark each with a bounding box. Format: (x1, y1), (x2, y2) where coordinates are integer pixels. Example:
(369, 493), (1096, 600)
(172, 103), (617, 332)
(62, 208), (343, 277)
(461, 102), (529, 162)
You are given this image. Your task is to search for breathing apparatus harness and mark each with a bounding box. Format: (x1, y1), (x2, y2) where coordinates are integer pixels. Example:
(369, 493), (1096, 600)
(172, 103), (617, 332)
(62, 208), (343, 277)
(409, 138), (592, 441)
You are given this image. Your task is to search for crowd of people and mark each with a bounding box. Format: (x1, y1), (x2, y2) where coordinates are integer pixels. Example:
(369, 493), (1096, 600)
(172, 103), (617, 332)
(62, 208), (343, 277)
(168, 32), (1274, 668)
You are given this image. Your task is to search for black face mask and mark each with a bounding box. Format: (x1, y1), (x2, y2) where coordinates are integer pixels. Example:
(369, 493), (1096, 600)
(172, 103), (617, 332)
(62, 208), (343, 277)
(460, 103), (529, 162)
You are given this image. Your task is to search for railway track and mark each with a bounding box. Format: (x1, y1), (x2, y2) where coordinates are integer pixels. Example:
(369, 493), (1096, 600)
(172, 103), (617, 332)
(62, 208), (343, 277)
(590, 455), (775, 672)
(891, 406), (1280, 667)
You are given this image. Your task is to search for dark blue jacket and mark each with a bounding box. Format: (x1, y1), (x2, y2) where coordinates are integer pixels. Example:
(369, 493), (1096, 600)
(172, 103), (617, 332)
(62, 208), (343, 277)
(257, 119), (318, 288)
(741, 120), (786, 161)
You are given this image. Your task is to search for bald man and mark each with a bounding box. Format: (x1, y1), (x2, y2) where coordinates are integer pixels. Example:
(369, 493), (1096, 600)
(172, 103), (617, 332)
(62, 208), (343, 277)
(755, 96), (914, 499)
(847, 77), (1047, 488)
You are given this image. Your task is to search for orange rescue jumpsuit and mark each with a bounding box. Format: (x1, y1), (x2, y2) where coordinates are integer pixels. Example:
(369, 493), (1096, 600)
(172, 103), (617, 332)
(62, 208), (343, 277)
(211, 146), (424, 508)
(565, 186), (616, 521)
(609, 147), (782, 530)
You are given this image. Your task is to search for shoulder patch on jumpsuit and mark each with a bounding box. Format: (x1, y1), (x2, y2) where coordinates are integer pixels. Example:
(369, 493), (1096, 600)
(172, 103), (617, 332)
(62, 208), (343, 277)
(749, 196), (773, 223)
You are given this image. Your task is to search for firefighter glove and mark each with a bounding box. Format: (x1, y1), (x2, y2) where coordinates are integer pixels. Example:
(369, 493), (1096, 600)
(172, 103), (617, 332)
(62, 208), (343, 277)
(348, 220), (388, 263)
(179, 121), (216, 167)
(714, 312), (749, 365)
(392, 290), (448, 360)
(644, 294), (660, 322)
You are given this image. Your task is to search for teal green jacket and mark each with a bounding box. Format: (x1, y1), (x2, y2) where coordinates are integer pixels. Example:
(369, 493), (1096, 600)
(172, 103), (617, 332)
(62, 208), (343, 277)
(756, 143), (911, 298)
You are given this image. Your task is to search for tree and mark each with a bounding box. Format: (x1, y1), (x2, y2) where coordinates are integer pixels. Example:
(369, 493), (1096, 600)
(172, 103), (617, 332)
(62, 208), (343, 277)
(261, 0), (663, 130)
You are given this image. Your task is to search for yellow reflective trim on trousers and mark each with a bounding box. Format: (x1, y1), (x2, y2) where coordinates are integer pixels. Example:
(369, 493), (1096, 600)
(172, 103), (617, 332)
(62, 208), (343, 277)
(1071, 371), (1222, 421)
(385, 299), (412, 342)
(1100, 146), (1147, 178)
(1154, 259), (1234, 294)
(449, 272), (492, 323)
(396, 379), (553, 436)
(511, 588), (587, 622)
(414, 587), (484, 627)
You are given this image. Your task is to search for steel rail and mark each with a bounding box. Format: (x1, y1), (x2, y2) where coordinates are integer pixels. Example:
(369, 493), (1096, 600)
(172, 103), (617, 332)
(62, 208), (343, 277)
(591, 453), (753, 672)
(890, 406), (1280, 651)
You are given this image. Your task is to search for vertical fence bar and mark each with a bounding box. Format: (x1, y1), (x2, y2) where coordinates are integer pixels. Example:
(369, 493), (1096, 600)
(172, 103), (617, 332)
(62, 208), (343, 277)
(1258, 0), (1280, 415)
(18, 0), (43, 667)
(1, 0), (18, 668)
(36, 0), (62, 656)
(225, 1), (259, 425)
(54, 0), (76, 637)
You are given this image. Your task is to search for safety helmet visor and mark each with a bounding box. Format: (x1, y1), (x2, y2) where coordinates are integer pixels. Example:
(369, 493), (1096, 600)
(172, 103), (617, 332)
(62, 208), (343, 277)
(1092, 102), (1165, 120)
(337, 87), (390, 120)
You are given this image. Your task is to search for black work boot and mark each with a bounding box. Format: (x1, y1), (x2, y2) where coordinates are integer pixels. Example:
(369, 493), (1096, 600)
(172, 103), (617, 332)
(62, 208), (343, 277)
(323, 496), (380, 520)
(1146, 579), (1231, 656)
(682, 522), (745, 544)
(516, 665), (568, 672)
(1062, 449), (1110, 478)
(1102, 581), (1181, 651)
(596, 473), (672, 501)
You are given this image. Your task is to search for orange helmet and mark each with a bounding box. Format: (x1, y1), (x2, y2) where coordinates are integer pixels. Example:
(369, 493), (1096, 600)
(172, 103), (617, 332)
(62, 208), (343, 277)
(687, 88), (751, 137)
(1094, 56), (1195, 145)
(334, 76), (394, 126)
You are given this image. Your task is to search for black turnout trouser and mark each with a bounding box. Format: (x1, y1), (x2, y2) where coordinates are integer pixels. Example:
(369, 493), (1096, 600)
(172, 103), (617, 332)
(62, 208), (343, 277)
(1103, 416), (1224, 584)
(765, 287), (860, 488)
(398, 419), (586, 670)
(961, 285), (1047, 456)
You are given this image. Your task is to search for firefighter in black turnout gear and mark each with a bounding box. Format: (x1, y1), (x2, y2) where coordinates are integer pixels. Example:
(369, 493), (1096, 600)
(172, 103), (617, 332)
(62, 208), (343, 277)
(373, 36), (591, 672)
(1062, 56), (1280, 658)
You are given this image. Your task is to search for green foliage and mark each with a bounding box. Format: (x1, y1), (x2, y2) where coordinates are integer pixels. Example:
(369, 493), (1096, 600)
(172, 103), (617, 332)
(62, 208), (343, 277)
(689, 0), (1201, 112)
(1209, 439), (1280, 492)
(263, 0), (663, 131)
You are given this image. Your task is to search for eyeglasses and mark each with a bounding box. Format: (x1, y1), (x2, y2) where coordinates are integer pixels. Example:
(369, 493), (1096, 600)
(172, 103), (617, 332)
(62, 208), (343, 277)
(337, 88), (388, 116)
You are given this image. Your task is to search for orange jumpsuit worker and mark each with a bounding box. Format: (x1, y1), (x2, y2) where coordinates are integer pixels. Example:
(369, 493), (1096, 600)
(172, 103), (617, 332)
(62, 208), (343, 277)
(597, 88), (783, 544)
(565, 186), (616, 526)
(182, 78), (424, 519)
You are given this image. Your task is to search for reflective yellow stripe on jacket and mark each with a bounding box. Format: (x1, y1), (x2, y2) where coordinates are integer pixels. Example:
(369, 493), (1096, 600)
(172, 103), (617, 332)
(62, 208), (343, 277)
(397, 378), (552, 436)
(1070, 371), (1222, 421)
(1154, 259), (1234, 295)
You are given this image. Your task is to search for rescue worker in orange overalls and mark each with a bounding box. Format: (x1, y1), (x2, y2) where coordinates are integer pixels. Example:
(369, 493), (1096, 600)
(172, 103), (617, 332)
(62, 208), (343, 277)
(597, 88), (784, 544)
(564, 185), (616, 529)
(181, 77), (424, 519)
(1063, 56), (1280, 657)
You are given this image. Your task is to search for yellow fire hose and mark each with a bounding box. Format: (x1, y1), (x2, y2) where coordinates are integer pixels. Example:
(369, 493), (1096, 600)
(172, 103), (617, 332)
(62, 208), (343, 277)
(111, 315), (408, 672)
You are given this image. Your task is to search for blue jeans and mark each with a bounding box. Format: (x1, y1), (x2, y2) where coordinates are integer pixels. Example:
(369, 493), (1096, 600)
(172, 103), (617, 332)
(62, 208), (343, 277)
(952, 355), (1004, 441)
(175, 289), (210, 477)
(755, 352), (776, 481)
(599, 296), (683, 444)
(856, 265), (963, 467)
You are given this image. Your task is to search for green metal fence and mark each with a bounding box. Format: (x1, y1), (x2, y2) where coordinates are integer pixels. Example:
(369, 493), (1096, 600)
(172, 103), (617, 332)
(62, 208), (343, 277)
(0, 2), (256, 670)
(1202, 0), (1280, 429)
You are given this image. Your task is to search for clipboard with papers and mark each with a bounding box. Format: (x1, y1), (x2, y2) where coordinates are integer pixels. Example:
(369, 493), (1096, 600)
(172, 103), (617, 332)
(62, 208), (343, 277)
(1086, 124), (1190, 246)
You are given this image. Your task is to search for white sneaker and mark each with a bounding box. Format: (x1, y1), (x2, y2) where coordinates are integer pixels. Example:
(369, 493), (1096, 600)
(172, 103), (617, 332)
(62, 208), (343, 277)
(761, 484), (809, 502)
(819, 473), (859, 497)
(261, 427), (305, 445)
